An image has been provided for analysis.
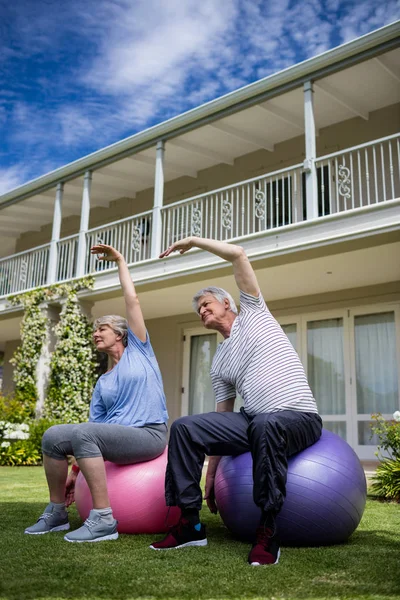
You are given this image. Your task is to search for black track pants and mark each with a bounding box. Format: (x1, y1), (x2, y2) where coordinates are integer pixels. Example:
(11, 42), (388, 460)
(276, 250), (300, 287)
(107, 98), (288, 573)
(165, 408), (322, 515)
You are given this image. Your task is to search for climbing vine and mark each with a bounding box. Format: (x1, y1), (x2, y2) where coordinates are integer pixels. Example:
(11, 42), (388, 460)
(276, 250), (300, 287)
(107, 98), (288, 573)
(9, 289), (48, 417)
(44, 282), (97, 422)
(8, 277), (96, 421)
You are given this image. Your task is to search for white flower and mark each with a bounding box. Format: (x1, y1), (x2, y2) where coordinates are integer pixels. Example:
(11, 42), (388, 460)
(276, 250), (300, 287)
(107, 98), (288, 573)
(19, 423), (30, 432)
(6, 430), (30, 440)
(393, 411), (400, 422)
(1, 441), (10, 448)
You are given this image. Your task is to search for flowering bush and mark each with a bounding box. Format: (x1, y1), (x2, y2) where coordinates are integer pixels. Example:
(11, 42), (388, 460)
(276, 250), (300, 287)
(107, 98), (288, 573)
(8, 277), (96, 423)
(369, 412), (400, 502)
(0, 420), (41, 466)
(44, 286), (98, 422)
(0, 396), (56, 465)
(9, 289), (48, 417)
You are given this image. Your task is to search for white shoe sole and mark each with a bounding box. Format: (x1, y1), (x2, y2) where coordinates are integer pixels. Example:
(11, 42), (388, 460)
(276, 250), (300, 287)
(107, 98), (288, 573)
(149, 539), (208, 550)
(250, 548), (281, 566)
(25, 523), (70, 535)
(64, 532), (119, 543)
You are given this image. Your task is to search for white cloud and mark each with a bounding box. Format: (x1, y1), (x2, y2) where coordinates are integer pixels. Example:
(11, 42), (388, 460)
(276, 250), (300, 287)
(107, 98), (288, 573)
(340, 1), (400, 43)
(0, 165), (27, 195)
(1, 0), (399, 187)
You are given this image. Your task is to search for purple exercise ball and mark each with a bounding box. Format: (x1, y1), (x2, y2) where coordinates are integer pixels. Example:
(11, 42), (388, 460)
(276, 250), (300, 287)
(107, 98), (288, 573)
(214, 429), (367, 546)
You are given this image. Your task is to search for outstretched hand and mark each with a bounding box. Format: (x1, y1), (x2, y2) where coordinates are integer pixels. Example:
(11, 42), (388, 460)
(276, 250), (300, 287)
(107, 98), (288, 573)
(90, 244), (123, 262)
(159, 237), (194, 258)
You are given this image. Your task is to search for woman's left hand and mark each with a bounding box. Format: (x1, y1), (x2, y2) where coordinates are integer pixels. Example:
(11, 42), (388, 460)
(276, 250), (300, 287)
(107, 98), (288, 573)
(91, 244), (123, 262)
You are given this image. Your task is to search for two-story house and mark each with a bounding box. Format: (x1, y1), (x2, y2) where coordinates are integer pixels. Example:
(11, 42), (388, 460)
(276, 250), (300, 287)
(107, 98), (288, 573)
(1, 22), (399, 460)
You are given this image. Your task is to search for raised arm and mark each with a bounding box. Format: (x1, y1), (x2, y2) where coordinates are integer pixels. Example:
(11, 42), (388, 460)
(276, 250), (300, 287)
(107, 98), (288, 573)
(90, 244), (147, 342)
(160, 237), (260, 296)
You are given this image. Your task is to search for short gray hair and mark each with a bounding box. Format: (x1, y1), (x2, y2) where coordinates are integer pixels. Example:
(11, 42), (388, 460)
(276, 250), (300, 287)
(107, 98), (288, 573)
(192, 286), (238, 315)
(93, 315), (128, 347)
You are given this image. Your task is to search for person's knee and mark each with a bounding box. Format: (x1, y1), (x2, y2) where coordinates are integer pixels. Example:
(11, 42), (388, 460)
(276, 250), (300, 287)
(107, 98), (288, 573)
(248, 413), (282, 439)
(170, 416), (191, 433)
(70, 424), (103, 459)
(42, 425), (65, 457)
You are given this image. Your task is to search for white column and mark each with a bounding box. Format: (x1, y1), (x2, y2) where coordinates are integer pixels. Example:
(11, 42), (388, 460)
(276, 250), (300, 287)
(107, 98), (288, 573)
(150, 140), (165, 258)
(76, 171), (92, 277)
(47, 182), (64, 284)
(303, 81), (318, 220)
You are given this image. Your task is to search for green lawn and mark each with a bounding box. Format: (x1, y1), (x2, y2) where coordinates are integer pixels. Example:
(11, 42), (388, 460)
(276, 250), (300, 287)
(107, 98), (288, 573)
(0, 467), (399, 600)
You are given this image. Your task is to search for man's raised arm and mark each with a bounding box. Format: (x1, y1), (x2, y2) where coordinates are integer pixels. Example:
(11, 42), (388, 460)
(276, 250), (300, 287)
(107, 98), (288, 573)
(160, 237), (260, 296)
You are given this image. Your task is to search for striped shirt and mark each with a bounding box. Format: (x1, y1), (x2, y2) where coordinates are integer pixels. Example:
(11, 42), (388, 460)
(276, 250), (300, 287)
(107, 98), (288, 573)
(210, 291), (318, 415)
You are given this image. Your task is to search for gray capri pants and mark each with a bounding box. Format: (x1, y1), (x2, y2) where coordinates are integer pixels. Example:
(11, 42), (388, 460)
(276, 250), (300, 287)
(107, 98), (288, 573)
(42, 422), (167, 464)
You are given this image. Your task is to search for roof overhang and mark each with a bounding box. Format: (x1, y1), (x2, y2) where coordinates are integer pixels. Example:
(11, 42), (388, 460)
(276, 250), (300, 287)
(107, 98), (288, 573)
(1, 21), (399, 210)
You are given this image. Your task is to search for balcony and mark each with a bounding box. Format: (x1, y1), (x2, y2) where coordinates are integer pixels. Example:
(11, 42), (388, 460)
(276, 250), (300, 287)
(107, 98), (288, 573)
(0, 133), (399, 300)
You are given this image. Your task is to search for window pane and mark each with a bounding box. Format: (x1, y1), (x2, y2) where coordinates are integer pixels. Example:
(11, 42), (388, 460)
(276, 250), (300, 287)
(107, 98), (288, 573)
(282, 323), (297, 351)
(189, 334), (217, 415)
(307, 318), (345, 415)
(323, 420), (347, 441)
(355, 312), (399, 414)
(358, 421), (380, 446)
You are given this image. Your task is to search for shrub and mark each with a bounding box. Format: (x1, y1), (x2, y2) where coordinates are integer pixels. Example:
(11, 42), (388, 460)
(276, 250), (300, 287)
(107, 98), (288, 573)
(0, 394), (56, 465)
(44, 289), (97, 422)
(0, 439), (41, 466)
(0, 394), (31, 424)
(8, 290), (48, 417)
(369, 411), (400, 502)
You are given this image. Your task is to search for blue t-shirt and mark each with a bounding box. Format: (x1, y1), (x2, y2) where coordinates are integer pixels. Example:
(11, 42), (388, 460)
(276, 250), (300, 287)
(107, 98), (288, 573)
(89, 328), (168, 427)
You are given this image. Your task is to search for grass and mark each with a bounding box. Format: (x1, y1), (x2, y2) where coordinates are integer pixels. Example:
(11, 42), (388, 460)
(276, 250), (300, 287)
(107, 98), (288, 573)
(0, 467), (399, 600)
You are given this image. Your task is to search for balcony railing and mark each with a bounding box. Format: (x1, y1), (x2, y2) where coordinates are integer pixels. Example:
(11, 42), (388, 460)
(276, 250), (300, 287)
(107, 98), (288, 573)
(0, 243), (50, 297)
(86, 211), (152, 275)
(315, 133), (400, 215)
(57, 234), (79, 282)
(0, 134), (398, 299)
(161, 164), (304, 248)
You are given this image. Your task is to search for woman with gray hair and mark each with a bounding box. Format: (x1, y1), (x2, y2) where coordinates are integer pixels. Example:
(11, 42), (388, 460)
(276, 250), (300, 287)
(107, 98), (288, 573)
(25, 244), (168, 543)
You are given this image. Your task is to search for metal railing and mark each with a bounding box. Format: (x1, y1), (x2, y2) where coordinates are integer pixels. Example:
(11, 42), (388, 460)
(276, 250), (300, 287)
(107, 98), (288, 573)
(0, 134), (399, 299)
(0, 243), (50, 297)
(85, 211), (152, 275)
(57, 234), (79, 282)
(161, 164), (305, 248)
(315, 133), (400, 215)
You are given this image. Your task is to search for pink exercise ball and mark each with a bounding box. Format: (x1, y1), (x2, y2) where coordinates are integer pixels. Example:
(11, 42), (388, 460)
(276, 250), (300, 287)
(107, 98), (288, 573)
(75, 447), (180, 534)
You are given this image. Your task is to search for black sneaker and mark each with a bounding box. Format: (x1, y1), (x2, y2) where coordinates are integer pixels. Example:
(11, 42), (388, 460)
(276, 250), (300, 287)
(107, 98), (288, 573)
(248, 526), (280, 565)
(150, 517), (207, 550)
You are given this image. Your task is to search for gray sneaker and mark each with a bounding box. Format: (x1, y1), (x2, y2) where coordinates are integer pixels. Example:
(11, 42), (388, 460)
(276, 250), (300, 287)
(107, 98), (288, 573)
(25, 504), (70, 535)
(64, 510), (119, 543)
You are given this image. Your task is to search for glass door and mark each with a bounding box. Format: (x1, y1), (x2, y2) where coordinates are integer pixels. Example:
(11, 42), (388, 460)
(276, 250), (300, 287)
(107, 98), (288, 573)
(349, 306), (400, 459)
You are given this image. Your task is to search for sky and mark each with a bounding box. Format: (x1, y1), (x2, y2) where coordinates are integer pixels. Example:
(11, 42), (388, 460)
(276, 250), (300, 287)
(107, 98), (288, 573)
(0, 0), (399, 195)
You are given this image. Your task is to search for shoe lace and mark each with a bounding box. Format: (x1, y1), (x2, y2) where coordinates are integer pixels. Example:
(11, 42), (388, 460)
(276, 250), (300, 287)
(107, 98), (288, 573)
(255, 525), (274, 547)
(83, 517), (97, 529)
(169, 517), (188, 537)
(38, 512), (52, 522)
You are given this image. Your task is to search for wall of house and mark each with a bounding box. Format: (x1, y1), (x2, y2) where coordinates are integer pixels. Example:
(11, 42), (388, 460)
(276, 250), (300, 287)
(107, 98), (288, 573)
(1, 279), (399, 416)
(145, 280), (400, 423)
(15, 102), (399, 253)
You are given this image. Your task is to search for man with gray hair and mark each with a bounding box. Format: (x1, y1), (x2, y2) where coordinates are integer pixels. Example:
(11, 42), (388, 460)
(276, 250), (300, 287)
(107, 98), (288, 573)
(151, 237), (321, 566)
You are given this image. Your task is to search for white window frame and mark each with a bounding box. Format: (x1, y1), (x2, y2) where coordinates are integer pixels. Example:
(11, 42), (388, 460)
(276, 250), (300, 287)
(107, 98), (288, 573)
(181, 327), (223, 416)
(348, 303), (400, 459)
(277, 316), (302, 357)
(279, 303), (400, 459)
(181, 303), (400, 459)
